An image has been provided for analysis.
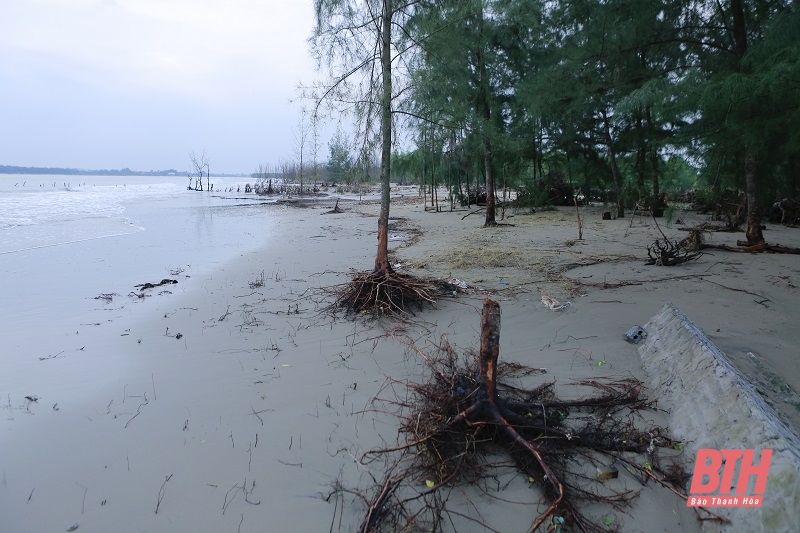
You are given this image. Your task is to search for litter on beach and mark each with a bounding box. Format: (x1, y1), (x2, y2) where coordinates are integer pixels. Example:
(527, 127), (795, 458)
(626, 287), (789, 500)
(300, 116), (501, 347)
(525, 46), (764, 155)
(541, 295), (571, 311)
(449, 278), (468, 290)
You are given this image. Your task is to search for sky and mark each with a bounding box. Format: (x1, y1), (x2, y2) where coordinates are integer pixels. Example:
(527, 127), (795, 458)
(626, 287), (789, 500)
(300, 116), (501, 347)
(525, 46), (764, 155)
(0, 0), (336, 174)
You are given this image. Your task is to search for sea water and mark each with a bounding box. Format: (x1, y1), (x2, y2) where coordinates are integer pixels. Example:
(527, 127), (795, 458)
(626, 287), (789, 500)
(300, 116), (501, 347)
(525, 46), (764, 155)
(0, 173), (277, 348)
(0, 175), (269, 253)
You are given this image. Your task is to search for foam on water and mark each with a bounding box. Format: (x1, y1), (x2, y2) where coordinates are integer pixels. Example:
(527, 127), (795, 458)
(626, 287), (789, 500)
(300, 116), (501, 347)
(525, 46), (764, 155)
(0, 177), (182, 253)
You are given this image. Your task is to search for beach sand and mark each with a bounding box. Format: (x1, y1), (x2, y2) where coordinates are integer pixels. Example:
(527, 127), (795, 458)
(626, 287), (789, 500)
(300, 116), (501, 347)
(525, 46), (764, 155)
(1, 187), (798, 532)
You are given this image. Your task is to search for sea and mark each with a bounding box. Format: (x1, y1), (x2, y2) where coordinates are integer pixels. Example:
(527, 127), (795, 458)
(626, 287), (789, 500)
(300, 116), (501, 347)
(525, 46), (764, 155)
(0, 174), (278, 333)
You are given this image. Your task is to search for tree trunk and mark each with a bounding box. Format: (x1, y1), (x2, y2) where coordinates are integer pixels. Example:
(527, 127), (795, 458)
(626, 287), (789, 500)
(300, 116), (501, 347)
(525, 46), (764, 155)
(465, 164), (471, 207)
(474, 298), (565, 527)
(374, 0), (393, 274)
(476, 3), (496, 227)
(744, 147), (764, 244)
(423, 127), (428, 209)
(731, 0), (748, 60)
(537, 122), (545, 182)
(731, 0), (763, 245)
(601, 109), (624, 218)
(634, 108), (647, 202)
(478, 299), (501, 402)
(646, 106), (664, 217)
(483, 134), (496, 226)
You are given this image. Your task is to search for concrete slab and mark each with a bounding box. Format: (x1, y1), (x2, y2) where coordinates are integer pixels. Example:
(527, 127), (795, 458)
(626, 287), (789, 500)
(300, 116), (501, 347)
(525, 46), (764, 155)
(638, 303), (800, 533)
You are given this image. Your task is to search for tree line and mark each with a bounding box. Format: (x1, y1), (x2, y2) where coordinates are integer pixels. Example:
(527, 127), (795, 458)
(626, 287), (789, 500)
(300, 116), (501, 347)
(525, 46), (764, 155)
(0, 165), (188, 176)
(312, 0), (798, 242)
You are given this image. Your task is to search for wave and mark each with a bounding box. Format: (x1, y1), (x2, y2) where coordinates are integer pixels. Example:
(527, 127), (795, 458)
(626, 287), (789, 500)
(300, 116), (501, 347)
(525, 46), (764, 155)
(0, 181), (181, 229)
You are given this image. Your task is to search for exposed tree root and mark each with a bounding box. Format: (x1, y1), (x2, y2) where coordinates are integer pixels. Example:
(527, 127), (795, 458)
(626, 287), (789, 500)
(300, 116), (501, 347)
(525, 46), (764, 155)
(646, 238), (703, 266)
(323, 269), (447, 317)
(701, 241), (800, 254)
(674, 226), (800, 254)
(348, 299), (698, 532)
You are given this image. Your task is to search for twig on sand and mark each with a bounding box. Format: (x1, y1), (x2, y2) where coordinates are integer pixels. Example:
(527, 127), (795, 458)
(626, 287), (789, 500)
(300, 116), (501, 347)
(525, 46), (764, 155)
(250, 405), (265, 425)
(612, 454), (729, 524)
(574, 196), (583, 240)
(38, 351), (64, 361)
(222, 478), (260, 515)
(125, 395), (149, 428)
(461, 207), (485, 220)
(77, 483), (88, 514)
(702, 278), (768, 300)
(155, 474), (173, 514)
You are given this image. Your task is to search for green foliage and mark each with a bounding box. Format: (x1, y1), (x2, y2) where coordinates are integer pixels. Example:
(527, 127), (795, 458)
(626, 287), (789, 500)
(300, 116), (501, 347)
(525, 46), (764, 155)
(662, 157), (700, 194)
(395, 0), (799, 209)
(664, 205), (677, 227)
(513, 169), (575, 209)
(326, 129), (353, 185)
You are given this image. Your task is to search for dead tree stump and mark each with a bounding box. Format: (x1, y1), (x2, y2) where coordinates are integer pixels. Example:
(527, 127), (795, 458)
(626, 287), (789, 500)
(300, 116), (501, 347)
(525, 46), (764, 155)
(350, 299), (699, 533)
(472, 299), (565, 529)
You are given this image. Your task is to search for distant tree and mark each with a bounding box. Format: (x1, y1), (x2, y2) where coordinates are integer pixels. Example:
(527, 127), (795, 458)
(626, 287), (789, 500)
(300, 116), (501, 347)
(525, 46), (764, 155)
(326, 128), (352, 185)
(408, 0), (505, 225)
(310, 111), (322, 190)
(294, 107), (311, 194)
(188, 149), (210, 191)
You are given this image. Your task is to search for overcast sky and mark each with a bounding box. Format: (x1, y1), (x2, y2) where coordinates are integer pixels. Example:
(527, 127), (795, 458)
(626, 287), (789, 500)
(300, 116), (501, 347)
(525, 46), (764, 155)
(0, 0), (333, 174)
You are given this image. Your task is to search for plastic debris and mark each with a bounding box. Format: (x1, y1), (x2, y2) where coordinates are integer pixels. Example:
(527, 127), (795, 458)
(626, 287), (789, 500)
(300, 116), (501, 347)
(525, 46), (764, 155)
(449, 278), (468, 291)
(596, 465), (619, 481)
(541, 295), (571, 311)
(624, 325), (647, 344)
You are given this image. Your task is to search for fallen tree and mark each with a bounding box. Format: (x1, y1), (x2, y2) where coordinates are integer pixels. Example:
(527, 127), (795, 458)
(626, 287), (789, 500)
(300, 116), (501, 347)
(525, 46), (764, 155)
(332, 299), (718, 532)
(702, 240), (800, 254)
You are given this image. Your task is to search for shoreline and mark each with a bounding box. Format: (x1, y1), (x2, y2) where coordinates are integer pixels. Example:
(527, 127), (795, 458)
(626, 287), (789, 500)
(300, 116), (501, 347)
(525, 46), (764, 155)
(2, 190), (798, 531)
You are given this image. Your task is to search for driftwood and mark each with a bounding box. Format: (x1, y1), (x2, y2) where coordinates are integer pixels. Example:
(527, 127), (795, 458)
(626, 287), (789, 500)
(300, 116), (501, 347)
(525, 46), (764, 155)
(701, 241), (800, 254)
(324, 198), (344, 214)
(645, 238), (702, 266)
(675, 226), (800, 254)
(134, 279), (178, 290)
(344, 299), (701, 532)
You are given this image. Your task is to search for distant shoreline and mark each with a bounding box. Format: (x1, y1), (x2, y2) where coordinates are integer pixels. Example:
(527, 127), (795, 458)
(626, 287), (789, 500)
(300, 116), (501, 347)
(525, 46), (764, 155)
(0, 164), (247, 177)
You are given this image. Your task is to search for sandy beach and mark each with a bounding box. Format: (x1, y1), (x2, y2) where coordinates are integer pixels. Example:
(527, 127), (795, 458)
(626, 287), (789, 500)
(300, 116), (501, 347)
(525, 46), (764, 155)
(2, 185), (799, 532)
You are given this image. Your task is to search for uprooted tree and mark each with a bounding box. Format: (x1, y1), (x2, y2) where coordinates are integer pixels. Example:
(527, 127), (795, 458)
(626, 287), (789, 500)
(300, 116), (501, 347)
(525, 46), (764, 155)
(311, 0), (440, 315)
(331, 299), (725, 532)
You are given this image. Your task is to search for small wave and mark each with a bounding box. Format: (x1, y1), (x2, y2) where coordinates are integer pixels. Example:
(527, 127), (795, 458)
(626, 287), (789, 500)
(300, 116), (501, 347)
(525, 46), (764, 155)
(0, 224), (144, 255)
(0, 181), (182, 229)
(0, 217), (36, 230)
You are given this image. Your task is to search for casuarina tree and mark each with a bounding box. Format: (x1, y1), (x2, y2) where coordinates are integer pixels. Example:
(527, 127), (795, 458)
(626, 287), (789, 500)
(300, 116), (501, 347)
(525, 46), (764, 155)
(311, 0), (440, 315)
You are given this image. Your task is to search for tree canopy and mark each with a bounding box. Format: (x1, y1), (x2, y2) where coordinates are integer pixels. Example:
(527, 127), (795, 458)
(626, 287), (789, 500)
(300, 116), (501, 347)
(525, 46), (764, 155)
(392, 0), (799, 228)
